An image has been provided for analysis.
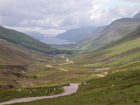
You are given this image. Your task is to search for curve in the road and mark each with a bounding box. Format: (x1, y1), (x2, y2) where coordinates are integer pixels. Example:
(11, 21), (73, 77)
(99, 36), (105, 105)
(0, 83), (80, 105)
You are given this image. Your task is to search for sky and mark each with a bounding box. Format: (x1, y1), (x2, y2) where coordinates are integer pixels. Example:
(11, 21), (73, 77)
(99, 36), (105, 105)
(0, 0), (140, 36)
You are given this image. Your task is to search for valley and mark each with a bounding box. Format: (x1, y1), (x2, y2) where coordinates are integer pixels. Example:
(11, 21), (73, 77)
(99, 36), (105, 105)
(0, 10), (140, 105)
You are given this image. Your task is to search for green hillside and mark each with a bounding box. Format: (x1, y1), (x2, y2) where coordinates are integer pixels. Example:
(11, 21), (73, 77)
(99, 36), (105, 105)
(0, 39), (47, 65)
(73, 26), (140, 69)
(0, 26), (70, 54)
(0, 39), (50, 88)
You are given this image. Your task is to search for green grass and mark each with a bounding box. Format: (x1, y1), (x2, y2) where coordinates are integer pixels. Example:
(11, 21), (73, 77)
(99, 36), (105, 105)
(73, 28), (140, 63)
(90, 51), (140, 67)
(20, 60), (96, 87)
(12, 66), (140, 105)
(72, 35), (140, 69)
(106, 52), (140, 66)
(105, 37), (140, 57)
(0, 86), (63, 102)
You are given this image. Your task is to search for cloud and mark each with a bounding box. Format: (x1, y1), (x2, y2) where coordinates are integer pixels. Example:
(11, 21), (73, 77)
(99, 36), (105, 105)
(5, 26), (65, 36)
(124, 0), (140, 2)
(0, 0), (140, 36)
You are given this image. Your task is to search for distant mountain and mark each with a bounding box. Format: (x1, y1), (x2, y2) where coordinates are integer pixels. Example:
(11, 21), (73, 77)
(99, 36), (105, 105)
(78, 12), (140, 50)
(56, 27), (97, 43)
(0, 26), (70, 54)
(26, 31), (74, 45)
(26, 31), (45, 40)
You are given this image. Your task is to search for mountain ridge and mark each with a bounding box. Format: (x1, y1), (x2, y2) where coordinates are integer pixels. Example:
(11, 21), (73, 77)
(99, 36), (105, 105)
(78, 12), (140, 50)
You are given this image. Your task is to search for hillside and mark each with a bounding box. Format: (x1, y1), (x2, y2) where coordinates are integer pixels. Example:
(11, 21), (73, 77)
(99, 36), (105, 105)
(0, 26), (68, 89)
(78, 12), (140, 50)
(0, 39), (47, 65)
(0, 26), (69, 54)
(0, 39), (48, 89)
(73, 26), (140, 69)
(0, 26), (78, 89)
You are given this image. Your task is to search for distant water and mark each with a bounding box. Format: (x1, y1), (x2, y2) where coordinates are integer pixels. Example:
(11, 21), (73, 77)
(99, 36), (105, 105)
(1, 36), (73, 45)
(25, 31), (75, 45)
(40, 37), (75, 45)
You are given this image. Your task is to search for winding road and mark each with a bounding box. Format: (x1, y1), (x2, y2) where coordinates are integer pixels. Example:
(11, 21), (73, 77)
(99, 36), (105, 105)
(0, 83), (80, 105)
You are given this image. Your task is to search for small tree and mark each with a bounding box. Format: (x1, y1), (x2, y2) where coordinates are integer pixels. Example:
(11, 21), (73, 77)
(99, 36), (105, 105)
(32, 75), (37, 79)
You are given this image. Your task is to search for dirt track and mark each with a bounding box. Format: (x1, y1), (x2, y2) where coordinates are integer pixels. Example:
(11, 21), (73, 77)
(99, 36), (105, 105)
(0, 83), (80, 105)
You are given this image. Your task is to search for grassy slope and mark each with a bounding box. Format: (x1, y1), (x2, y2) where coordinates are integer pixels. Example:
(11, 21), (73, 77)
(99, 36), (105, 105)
(0, 39), (46, 65)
